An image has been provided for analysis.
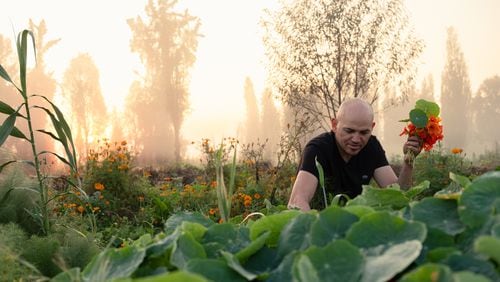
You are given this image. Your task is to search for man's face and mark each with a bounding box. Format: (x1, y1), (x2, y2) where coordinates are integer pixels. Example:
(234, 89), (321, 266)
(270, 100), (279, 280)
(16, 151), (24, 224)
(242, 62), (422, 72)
(332, 113), (374, 160)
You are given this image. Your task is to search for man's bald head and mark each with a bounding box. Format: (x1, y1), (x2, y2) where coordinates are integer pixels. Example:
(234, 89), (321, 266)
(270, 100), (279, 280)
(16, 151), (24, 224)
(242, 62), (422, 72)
(337, 98), (374, 123)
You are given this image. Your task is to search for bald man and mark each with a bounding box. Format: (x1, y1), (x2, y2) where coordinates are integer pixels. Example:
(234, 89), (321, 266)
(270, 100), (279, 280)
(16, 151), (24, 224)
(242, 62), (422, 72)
(288, 98), (422, 211)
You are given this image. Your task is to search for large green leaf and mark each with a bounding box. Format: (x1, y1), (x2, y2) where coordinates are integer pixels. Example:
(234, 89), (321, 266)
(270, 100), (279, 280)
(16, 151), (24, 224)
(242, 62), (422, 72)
(453, 271), (492, 282)
(145, 229), (180, 258)
(399, 263), (453, 282)
(266, 251), (301, 282)
(202, 223), (250, 258)
(409, 108), (428, 128)
(310, 206), (359, 247)
(411, 198), (464, 235)
(249, 210), (300, 247)
(292, 255), (319, 282)
(81, 245), (145, 281)
(131, 271), (209, 282)
(170, 232), (206, 269)
(0, 64), (15, 85)
(164, 211), (214, 234)
(443, 253), (500, 281)
(276, 213), (316, 260)
(221, 251), (258, 281)
(185, 258), (247, 282)
(346, 211), (427, 248)
(415, 99), (440, 117)
(361, 240), (422, 282)
(235, 230), (270, 263)
(474, 236), (500, 265)
(294, 239), (364, 282)
(347, 186), (409, 211)
(458, 171), (500, 228)
(50, 267), (81, 282)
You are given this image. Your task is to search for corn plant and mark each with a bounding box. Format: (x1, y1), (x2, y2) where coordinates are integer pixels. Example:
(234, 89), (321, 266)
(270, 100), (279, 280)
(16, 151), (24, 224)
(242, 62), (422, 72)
(0, 29), (95, 234)
(214, 140), (237, 223)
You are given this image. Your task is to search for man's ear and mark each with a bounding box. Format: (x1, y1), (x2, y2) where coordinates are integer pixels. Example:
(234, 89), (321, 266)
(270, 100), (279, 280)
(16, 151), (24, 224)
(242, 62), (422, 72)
(372, 121), (376, 129)
(331, 118), (338, 131)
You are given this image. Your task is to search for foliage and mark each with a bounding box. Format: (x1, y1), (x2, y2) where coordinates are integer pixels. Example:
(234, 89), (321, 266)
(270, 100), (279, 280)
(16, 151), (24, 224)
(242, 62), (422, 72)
(0, 223), (39, 280)
(0, 164), (40, 234)
(52, 170), (500, 281)
(263, 0), (423, 129)
(412, 146), (473, 197)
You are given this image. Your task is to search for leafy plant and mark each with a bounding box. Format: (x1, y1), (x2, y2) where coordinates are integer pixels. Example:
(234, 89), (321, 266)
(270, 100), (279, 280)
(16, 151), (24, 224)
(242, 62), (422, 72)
(0, 29), (93, 234)
(52, 170), (500, 281)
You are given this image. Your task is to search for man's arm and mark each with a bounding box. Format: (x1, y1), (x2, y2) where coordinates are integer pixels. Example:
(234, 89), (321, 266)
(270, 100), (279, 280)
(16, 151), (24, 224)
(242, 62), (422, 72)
(374, 135), (422, 190)
(287, 170), (318, 211)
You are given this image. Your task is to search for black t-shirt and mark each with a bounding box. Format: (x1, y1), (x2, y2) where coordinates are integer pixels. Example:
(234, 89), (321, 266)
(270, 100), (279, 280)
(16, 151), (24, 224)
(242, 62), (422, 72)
(298, 131), (389, 209)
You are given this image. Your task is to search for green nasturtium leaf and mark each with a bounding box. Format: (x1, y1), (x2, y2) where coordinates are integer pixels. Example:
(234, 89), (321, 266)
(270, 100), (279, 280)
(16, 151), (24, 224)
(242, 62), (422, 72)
(415, 99), (440, 117)
(164, 211), (214, 234)
(249, 210), (300, 247)
(186, 258), (247, 282)
(170, 232), (207, 269)
(266, 251), (301, 282)
(180, 221), (207, 242)
(409, 108), (428, 128)
(235, 230), (270, 263)
(426, 247), (461, 263)
(295, 239), (363, 282)
(404, 180), (430, 200)
(292, 255), (319, 282)
(310, 206), (359, 247)
(399, 263), (453, 282)
(50, 267), (81, 282)
(342, 205), (375, 218)
(347, 186), (409, 211)
(361, 240), (422, 282)
(346, 211), (427, 248)
(131, 271), (209, 282)
(453, 271), (492, 282)
(474, 236), (500, 265)
(276, 213), (316, 260)
(458, 171), (500, 228)
(81, 245), (146, 281)
(443, 253), (500, 281)
(221, 251), (258, 281)
(202, 223), (250, 258)
(411, 198), (465, 235)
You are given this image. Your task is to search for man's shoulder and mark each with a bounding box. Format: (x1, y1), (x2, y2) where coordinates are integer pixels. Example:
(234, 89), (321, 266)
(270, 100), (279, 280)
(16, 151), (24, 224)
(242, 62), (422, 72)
(308, 131), (334, 145)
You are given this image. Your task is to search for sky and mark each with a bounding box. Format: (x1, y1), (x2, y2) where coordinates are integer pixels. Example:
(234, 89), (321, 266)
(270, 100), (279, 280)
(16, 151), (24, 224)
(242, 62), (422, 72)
(1, 0), (499, 148)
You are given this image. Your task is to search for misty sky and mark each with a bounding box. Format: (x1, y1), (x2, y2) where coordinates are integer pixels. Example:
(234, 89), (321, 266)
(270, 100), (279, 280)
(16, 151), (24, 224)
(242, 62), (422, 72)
(1, 0), (499, 152)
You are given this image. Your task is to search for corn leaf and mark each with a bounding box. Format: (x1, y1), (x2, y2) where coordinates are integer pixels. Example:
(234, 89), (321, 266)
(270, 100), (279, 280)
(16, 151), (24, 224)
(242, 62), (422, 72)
(38, 150), (72, 168)
(16, 30), (35, 98)
(0, 64), (14, 84)
(0, 113), (16, 146)
(37, 129), (61, 142)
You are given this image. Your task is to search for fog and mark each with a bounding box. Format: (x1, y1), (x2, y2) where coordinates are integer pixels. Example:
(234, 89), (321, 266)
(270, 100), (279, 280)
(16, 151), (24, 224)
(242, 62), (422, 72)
(1, 0), (499, 167)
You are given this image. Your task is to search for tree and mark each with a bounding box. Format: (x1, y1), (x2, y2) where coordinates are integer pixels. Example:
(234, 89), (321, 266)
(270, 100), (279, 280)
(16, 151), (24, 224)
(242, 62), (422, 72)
(440, 27), (471, 149)
(61, 53), (107, 157)
(260, 88), (281, 161)
(470, 75), (500, 152)
(126, 0), (200, 163)
(243, 77), (260, 144)
(262, 0), (423, 130)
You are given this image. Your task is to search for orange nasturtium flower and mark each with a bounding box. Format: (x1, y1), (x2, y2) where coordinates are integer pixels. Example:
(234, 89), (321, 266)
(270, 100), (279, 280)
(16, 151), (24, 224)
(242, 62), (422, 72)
(451, 148), (463, 154)
(94, 182), (105, 191)
(400, 99), (443, 152)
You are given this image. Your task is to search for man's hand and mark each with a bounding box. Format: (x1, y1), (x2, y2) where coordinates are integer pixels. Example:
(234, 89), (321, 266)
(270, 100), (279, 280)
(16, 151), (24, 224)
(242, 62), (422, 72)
(403, 135), (423, 165)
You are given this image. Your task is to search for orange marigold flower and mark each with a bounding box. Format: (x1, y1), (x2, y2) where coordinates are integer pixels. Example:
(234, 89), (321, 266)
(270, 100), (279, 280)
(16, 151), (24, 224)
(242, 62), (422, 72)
(94, 182), (105, 191)
(210, 181), (217, 188)
(137, 195), (145, 202)
(451, 148), (463, 154)
(244, 199), (252, 207)
(121, 140), (127, 146)
(254, 193), (261, 199)
(209, 208), (216, 215)
(77, 205), (85, 213)
(244, 195), (252, 202)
